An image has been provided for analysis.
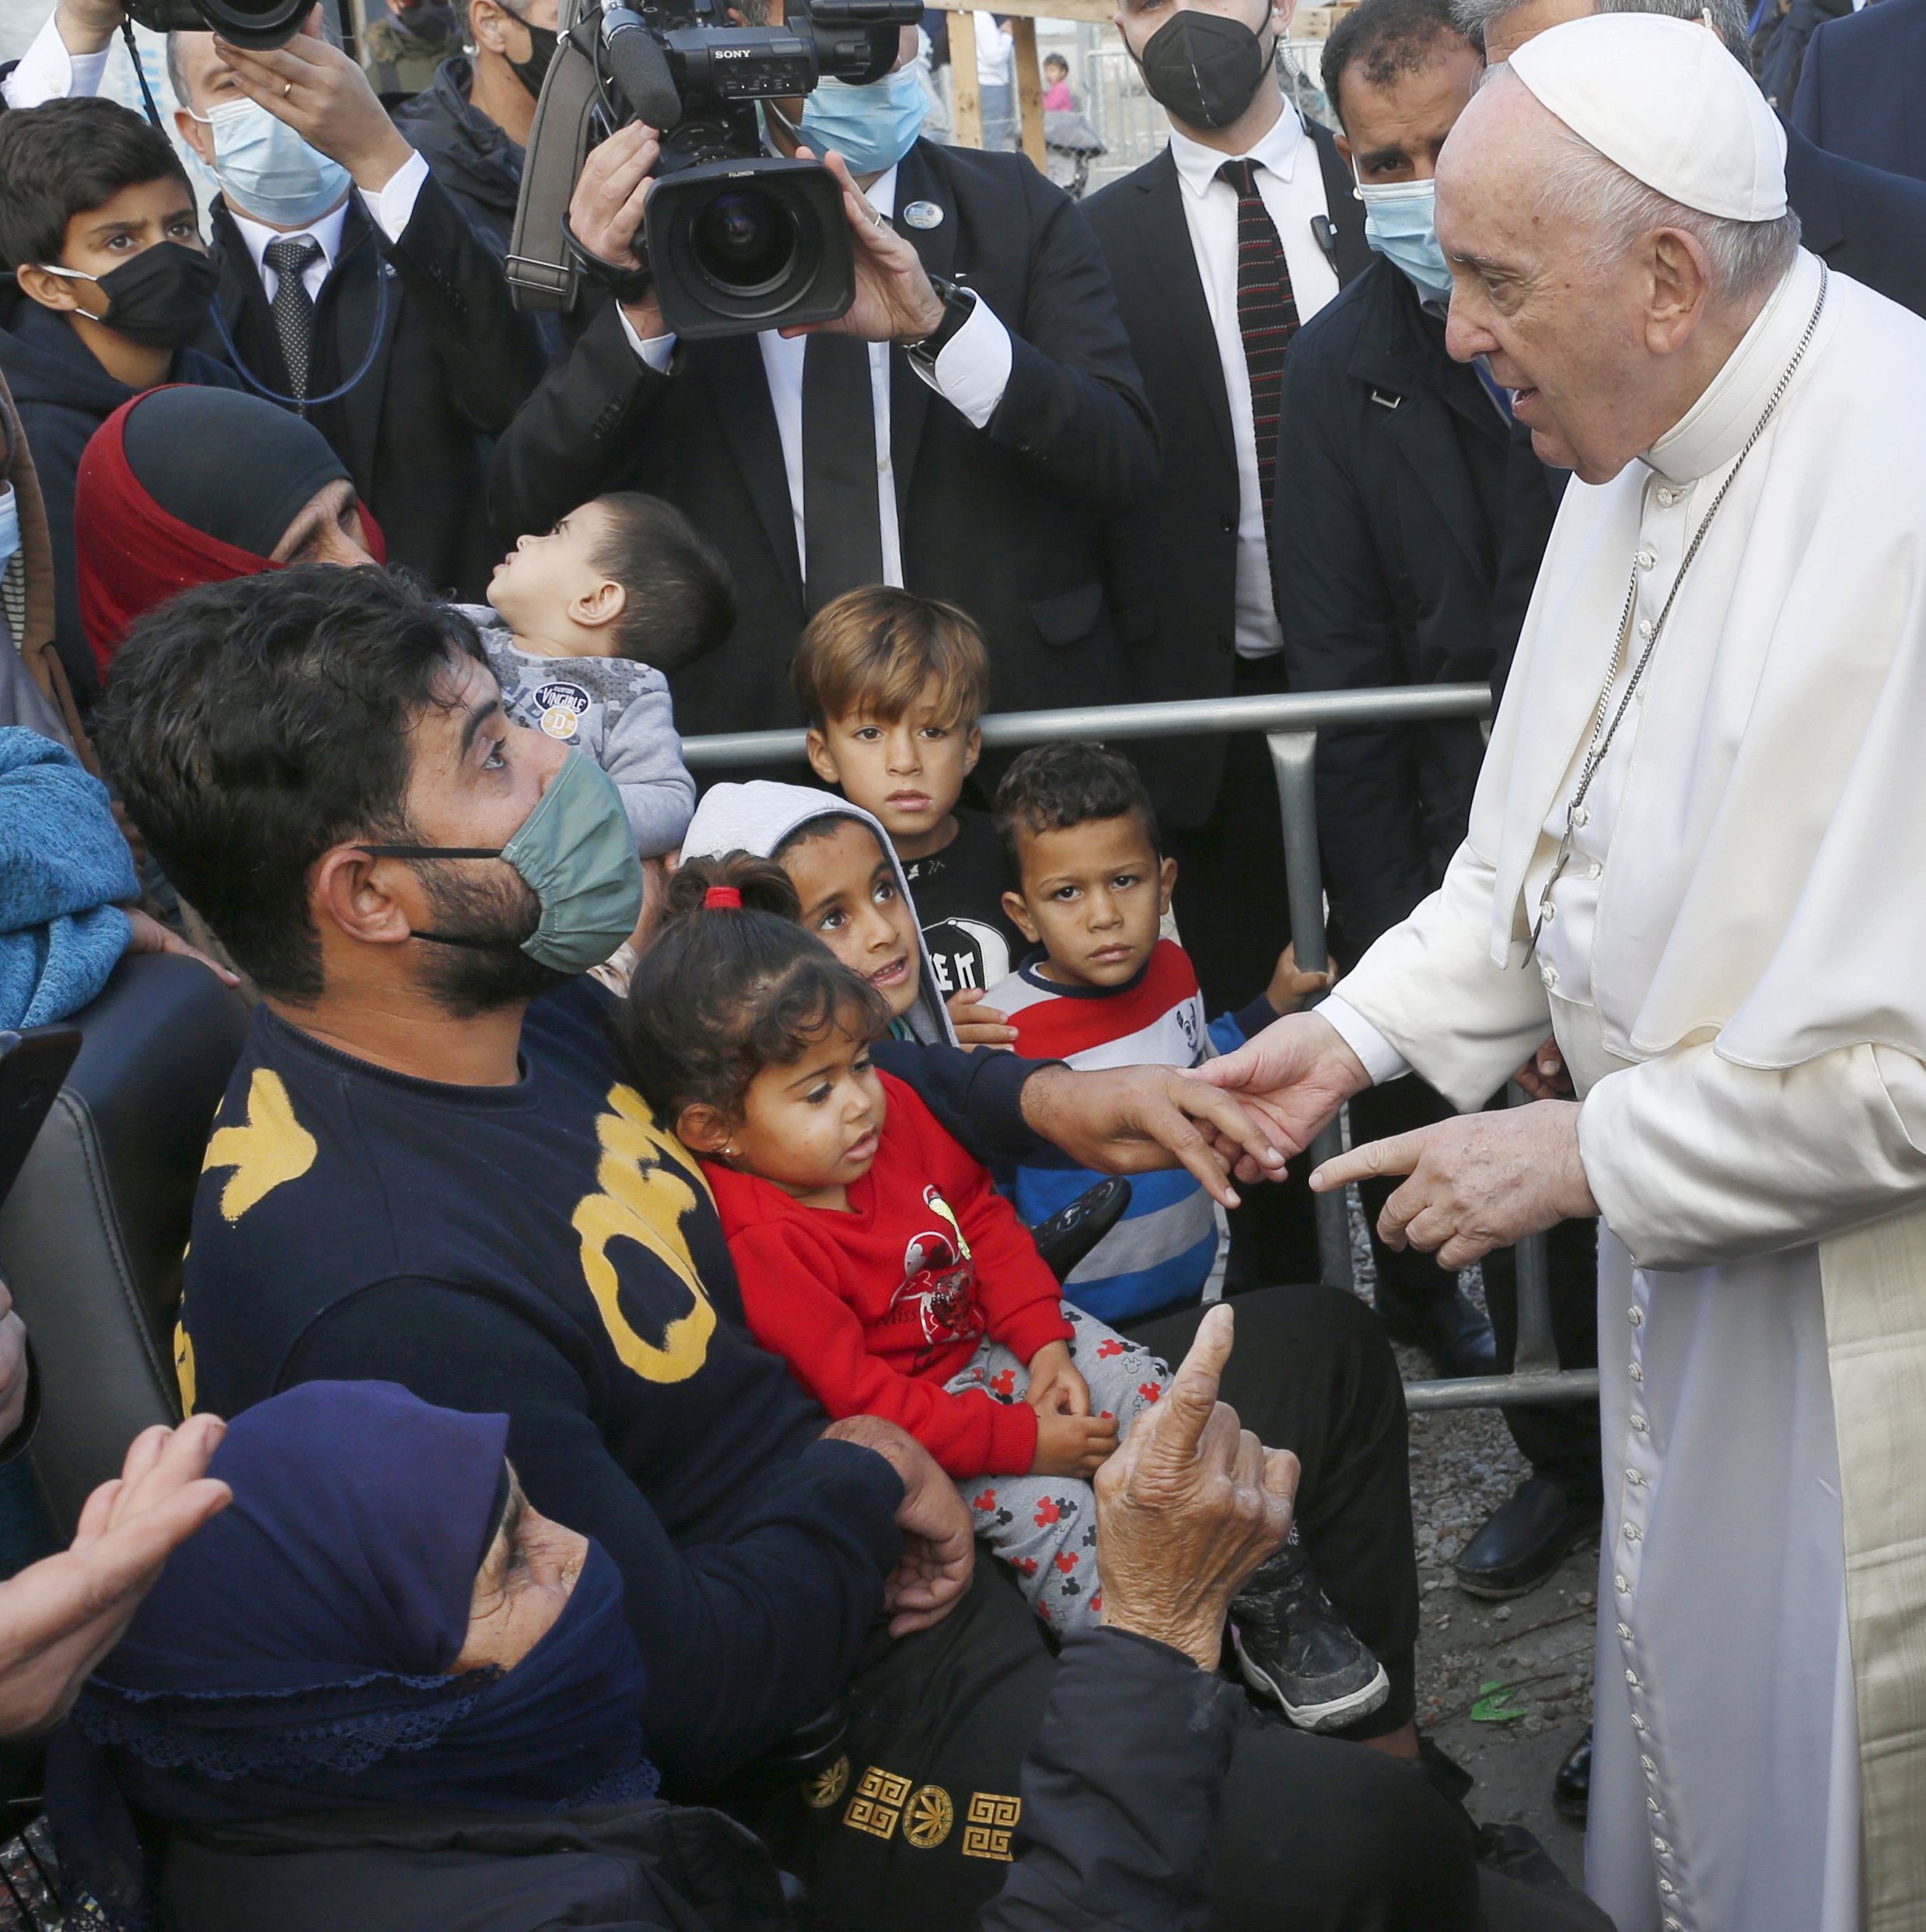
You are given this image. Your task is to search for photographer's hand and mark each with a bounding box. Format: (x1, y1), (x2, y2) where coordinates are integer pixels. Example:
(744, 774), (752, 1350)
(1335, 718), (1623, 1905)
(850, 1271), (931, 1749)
(781, 148), (944, 345)
(215, 30), (414, 192)
(53, 0), (125, 56)
(570, 122), (668, 341)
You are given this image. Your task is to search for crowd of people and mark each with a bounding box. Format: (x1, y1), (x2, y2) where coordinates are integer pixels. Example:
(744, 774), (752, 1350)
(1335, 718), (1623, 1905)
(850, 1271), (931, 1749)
(0, 0), (1921, 1923)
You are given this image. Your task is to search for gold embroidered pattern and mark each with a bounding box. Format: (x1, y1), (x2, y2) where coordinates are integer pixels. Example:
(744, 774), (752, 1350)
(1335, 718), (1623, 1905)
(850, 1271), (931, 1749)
(902, 1785), (954, 1849)
(572, 1085), (718, 1384)
(962, 1792), (1020, 1861)
(803, 1756), (850, 1809)
(201, 1069), (317, 1221)
(844, 1767), (911, 1839)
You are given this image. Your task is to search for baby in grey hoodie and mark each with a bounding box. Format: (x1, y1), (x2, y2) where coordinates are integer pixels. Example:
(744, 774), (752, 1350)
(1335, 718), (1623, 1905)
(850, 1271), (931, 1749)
(464, 493), (734, 856)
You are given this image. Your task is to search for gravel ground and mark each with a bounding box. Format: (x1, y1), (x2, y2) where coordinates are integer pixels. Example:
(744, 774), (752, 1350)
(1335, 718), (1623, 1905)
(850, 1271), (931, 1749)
(1344, 1188), (1599, 1874)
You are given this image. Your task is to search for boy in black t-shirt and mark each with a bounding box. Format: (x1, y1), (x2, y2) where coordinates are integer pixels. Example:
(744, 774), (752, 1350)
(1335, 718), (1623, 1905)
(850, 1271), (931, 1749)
(798, 587), (1027, 1046)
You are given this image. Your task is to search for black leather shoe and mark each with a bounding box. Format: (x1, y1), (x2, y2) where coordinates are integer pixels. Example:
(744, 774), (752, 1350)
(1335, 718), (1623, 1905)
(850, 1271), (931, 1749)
(1452, 1476), (1602, 1599)
(1375, 1284), (1498, 1378)
(1553, 1727), (1592, 1822)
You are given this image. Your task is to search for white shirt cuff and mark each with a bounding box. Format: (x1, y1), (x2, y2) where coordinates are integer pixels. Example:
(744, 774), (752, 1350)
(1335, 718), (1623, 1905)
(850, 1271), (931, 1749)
(365, 148), (428, 244)
(617, 304), (676, 372)
(3, 16), (110, 107)
(911, 290), (1012, 429)
(1319, 995), (1411, 1088)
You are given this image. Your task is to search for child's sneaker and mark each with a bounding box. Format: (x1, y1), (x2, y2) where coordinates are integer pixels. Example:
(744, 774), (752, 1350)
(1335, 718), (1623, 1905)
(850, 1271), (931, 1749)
(1229, 1527), (1391, 1733)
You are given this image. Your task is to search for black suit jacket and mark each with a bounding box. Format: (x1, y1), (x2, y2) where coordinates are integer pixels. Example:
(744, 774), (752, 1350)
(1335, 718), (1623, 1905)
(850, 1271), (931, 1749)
(1271, 257), (1544, 959)
(1785, 121), (1926, 315)
(1082, 121), (1370, 828)
(488, 141), (1159, 740)
(1790, 0), (1926, 181)
(210, 173), (540, 600)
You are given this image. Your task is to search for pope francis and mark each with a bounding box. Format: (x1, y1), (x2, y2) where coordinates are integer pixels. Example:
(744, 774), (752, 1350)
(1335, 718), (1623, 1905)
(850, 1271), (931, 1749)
(1197, 15), (1926, 1932)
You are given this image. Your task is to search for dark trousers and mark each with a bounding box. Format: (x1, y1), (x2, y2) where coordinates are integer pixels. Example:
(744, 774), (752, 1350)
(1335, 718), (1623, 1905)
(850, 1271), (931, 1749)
(1166, 652), (1324, 1291)
(1349, 1075), (1601, 1498)
(758, 1286), (1471, 1932)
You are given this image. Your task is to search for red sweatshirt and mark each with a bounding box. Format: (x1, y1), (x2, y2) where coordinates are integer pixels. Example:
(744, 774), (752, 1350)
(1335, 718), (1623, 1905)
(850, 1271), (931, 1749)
(705, 1073), (1072, 1477)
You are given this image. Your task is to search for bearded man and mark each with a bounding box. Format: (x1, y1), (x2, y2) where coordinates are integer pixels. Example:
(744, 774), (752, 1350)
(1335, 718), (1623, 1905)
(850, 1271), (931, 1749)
(1198, 16), (1926, 1930)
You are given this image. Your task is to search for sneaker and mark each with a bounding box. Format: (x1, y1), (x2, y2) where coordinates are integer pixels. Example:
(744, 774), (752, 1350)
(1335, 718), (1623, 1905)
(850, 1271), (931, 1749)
(1230, 1528), (1391, 1733)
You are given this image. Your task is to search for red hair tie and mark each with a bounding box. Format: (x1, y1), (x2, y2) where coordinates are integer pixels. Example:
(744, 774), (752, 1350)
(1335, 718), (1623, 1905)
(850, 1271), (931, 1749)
(704, 885), (743, 910)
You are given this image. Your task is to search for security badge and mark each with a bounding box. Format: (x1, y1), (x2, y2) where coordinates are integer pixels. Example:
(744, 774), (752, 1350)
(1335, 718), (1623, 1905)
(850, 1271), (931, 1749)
(533, 680), (592, 742)
(902, 200), (944, 229)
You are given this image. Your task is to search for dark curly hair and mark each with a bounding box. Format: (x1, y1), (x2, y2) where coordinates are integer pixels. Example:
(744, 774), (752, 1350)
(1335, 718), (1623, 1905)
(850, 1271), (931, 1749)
(618, 851), (892, 1127)
(992, 741), (1161, 880)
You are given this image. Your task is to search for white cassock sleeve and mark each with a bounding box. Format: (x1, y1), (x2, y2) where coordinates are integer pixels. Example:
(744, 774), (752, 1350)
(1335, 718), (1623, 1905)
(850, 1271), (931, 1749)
(1581, 1042), (1926, 1271)
(1322, 841), (1554, 1112)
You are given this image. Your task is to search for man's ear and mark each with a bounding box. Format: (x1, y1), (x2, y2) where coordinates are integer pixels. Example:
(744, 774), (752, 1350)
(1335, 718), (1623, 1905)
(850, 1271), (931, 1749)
(1645, 227), (1713, 356)
(469, 0), (514, 54)
(310, 845), (425, 951)
(177, 107), (216, 169)
(1157, 854), (1178, 915)
(1002, 888), (1041, 945)
(960, 724), (982, 778)
(677, 1102), (734, 1155)
(1334, 129), (1351, 167)
(569, 578), (627, 634)
(805, 728), (841, 787)
(12, 264), (83, 316)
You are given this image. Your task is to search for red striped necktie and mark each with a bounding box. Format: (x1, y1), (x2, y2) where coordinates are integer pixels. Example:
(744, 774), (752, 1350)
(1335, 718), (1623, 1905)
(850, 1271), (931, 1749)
(1217, 159), (1299, 564)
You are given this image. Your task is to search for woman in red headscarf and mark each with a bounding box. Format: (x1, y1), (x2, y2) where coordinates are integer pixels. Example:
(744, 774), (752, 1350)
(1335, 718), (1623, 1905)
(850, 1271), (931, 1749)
(75, 386), (385, 678)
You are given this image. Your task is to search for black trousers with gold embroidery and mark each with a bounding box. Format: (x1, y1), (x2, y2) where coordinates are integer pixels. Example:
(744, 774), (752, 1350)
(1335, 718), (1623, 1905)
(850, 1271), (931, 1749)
(752, 1284), (1470, 1932)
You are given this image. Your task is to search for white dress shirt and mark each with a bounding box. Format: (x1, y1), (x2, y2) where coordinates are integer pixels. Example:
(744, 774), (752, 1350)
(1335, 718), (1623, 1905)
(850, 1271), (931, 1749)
(1169, 106), (1341, 660)
(618, 160), (1015, 596)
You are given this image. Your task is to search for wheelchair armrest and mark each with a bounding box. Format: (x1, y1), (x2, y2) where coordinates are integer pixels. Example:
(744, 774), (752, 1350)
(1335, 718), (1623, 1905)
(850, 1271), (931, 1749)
(1028, 1177), (1131, 1284)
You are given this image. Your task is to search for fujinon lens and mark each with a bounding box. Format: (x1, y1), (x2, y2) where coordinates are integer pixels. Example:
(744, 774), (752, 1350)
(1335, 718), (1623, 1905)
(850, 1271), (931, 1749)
(688, 190), (798, 294)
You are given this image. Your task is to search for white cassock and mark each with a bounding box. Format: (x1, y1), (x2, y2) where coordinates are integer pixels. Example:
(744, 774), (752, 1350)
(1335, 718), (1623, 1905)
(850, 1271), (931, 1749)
(1322, 248), (1926, 1932)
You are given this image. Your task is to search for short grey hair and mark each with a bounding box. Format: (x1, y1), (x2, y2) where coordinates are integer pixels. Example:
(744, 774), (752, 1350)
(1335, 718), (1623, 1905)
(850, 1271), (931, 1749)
(1536, 113), (1802, 302)
(1452, 0), (1752, 61)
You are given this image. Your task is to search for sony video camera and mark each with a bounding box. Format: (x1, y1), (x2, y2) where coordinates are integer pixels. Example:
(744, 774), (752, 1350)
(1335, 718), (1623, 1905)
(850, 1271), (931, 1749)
(509, 0), (922, 339)
(123, 0), (313, 47)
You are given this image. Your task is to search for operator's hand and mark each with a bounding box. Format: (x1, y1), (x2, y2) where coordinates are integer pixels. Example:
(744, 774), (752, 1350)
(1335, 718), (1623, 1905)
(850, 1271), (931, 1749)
(53, 0), (126, 56)
(782, 147), (946, 345)
(0, 1416), (231, 1738)
(1184, 1011), (1372, 1181)
(214, 27), (414, 192)
(946, 987), (1016, 1050)
(1025, 1340), (1091, 1418)
(568, 121), (667, 341)
(1264, 941), (1337, 1018)
(820, 1416), (973, 1637)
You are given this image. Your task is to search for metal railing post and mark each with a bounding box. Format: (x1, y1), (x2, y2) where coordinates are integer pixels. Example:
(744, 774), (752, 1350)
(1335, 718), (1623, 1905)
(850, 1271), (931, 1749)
(1265, 729), (1352, 1294)
(1508, 1080), (1560, 1379)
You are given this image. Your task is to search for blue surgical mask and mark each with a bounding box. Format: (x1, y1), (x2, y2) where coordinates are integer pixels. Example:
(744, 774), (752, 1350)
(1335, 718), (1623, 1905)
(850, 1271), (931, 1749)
(0, 487), (18, 578)
(1354, 173), (1453, 306)
(193, 98), (351, 229)
(799, 68), (928, 177)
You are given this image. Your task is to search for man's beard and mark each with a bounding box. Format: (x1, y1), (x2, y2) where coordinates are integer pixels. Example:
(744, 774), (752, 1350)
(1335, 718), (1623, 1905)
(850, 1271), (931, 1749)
(414, 861), (571, 1016)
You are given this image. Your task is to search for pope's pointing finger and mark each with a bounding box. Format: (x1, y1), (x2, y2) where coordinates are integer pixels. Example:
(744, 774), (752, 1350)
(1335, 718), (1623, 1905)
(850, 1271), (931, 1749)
(1309, 1126), (1435, 1193)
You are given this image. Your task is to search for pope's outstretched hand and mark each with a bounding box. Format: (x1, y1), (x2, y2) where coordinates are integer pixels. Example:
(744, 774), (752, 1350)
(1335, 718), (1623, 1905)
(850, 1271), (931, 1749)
(1184, 1012), (1373, 1183)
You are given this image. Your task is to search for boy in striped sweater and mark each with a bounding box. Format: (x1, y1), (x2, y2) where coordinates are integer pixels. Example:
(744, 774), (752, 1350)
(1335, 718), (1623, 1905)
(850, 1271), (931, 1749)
(984, 742), (1333, 1328)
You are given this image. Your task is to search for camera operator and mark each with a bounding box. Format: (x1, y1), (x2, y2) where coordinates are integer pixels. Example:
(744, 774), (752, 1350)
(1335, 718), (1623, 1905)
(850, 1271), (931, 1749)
(5, 0), (543, 603)
(488, 23), (1159, 741)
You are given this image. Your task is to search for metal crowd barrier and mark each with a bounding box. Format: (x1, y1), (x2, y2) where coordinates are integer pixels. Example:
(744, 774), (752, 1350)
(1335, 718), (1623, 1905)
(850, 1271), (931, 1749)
(683, 686), (1599, 1419)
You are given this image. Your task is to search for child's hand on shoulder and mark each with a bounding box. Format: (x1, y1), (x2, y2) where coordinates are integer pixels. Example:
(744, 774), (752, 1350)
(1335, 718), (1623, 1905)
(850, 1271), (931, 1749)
(1266, 942), (1337, 1017)
(1029, 1408), (1118, 1478)
(1025, 1340), (1090, 1418)
(947, 987), (1018, 1051)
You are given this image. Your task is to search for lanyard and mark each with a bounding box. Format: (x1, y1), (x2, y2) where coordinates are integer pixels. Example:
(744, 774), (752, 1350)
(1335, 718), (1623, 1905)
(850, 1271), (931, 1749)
(1527, 262), (1830, 956)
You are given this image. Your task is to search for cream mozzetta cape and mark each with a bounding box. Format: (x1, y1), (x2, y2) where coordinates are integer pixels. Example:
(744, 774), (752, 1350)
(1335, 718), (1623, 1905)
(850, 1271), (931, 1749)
(1340, 252), (1926, 1927)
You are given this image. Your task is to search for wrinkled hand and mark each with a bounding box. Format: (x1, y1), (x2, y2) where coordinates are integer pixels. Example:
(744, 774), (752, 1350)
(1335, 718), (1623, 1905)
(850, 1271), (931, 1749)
(1096, 1305), (1296, 1671)
(1186, 1011), (1371, 1182)
(1025, 1340), (1089, 1417)
(54, 0), (126, 54)
(0, 1282), (26, 1446)
(1030, 1408), (1117, 1478)
(214, 29), (414, 191)
(1264, 941), (1338, 1018)
(566, 122), (669, 341)
(1311, 1100), (1596, 1270)
(123, 909), (241, 990)
(820, 1416), (973, 1637)
(0, 1416), (231, 1738)
(1512, 1036), (1574, 1101)
(946, 987), (1016, 1051)
(781, 148), (945, 344)
(1020, 1064), (1286, 1210)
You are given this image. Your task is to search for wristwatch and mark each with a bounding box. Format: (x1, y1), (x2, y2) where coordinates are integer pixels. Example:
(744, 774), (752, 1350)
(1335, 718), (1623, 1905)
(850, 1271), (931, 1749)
(904, 274), (977, 376)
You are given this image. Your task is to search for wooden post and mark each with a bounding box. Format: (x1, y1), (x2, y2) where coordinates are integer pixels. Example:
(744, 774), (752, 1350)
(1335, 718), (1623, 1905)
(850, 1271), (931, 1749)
(949, 5), (984, 148)
(1012, 15), (1046, 169)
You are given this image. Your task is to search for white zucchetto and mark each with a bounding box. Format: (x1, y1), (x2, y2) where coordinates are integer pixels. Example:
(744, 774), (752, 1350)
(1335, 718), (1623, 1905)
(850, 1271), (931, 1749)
(1506, 12), (1789, 222)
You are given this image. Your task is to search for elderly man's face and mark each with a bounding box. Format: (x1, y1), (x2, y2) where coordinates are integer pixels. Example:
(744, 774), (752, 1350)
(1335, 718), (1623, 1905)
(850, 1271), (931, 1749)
(1437, 73), (1663, 480)
(1481, 0), (1591, 65)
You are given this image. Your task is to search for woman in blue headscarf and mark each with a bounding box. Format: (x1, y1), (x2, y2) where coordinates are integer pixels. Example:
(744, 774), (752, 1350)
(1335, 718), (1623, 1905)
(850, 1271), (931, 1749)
(47, 1381), (788, 1932)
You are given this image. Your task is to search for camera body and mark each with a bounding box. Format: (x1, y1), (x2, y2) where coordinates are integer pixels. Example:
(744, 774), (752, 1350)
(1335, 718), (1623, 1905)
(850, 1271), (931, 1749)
(124, 0), (313, 51)
(511, 0), (921, 337)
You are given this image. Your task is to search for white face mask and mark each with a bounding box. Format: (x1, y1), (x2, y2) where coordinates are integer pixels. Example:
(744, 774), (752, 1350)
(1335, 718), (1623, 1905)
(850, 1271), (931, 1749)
(190, 97), (351, 228)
